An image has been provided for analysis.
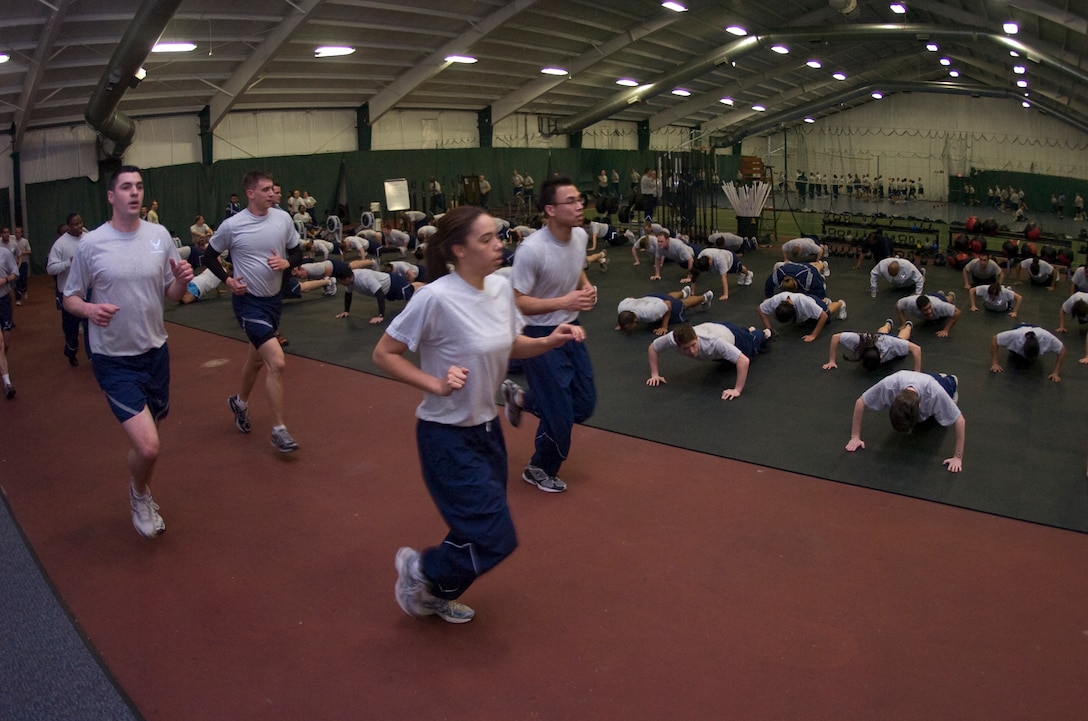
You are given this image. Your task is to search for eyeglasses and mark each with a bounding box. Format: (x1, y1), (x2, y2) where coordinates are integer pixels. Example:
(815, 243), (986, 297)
(551, 198), (586, 207)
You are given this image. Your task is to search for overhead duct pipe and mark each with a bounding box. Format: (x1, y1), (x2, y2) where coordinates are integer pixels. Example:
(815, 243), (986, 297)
(84, 0), (183, 159)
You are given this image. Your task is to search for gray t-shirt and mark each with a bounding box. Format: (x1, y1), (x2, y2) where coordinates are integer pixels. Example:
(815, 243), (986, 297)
(47, 233), (82, 290)
(618, 296), (669, 323)
(995, 326), (1063, 355)
(652, 322), (742, 364)
(209, 207), (299, 298)
(698, 248), (735, 275)
(839, 332), (911, 364)
(861, 371), (961, 426)
(760, 292), (825, 324)
(654, 237), (694, 264)
(346, 268), (391, 296)
(63, 220), (181, 356)
(511, 225), (588, 326)
(897, 294), (956, 320)
(385, 272), (524, 426)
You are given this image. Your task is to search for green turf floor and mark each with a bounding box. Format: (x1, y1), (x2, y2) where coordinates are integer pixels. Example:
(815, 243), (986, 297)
(166, 241), (1088, 533)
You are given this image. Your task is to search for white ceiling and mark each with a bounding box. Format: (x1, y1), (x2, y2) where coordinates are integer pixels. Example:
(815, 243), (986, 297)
(1, 0), (1086, 150)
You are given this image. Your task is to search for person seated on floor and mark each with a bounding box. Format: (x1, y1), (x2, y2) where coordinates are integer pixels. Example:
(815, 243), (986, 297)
(649, 230), (695, 283)
(969, 282), (1023, 318)
(781, 236), (828, 273)
(1013, 257), (1057, 290)
(846, 370), (966, 473)
(962, 251), (1003, 290)
(896, 292), (960, 338)
(758, 291), (846, 343)
(990, 324), (1066, 381)
(763, 261), (827, 299)
(646, 322), (773, 400)
(292, 206), (314, 231)
(692, 247), (753, 300)
(870, 257), (925, 296)
(823, 318), (922, 372)
(616, 285), (714, 336)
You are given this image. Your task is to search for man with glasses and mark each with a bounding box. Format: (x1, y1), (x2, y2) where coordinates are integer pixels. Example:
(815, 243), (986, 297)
(504, 176), (597, 493)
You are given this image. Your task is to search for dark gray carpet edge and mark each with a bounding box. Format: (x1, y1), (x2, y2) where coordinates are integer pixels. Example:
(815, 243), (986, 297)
(0, 487), (144, 721)
(164, 246), (1088, 533)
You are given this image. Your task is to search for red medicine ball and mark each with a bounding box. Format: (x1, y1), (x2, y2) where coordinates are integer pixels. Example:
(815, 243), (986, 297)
(1024, 223), (1042, 241)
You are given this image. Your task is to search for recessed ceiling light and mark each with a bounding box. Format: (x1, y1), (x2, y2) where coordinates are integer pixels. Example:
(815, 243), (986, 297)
(1009, 50), (1019, 57)
(1003, 22), (1019, 34)
(616, 78), (639, 86)
(806, 60), (822, 69)
(832, 72), (847, 81)
(939, 57), (951, 66)
(890, 3), (906, 14)
(803, 117), (815, 123)
(662, 1), (687, 11)
(726, 26), (748, 36)
(948, 70), (960, 77)
(770, 45), (789, 54)
(871, 91), (883, 99)
(1022, 100), (1031, 108)
(752, 104), (766, 112)
(152, 42), (196, 53)
(541, 67), (568, 76)
(314, 46), (355, 58)
(720, 97), (734, 105)
(671, 88), (691, 96)
(445, 55), (477, 64)
(1016, 79), (1028, 88)
(0, 54), (9, 64)
(925, 43), (939, 52)
(1013, 65), (1026, 74)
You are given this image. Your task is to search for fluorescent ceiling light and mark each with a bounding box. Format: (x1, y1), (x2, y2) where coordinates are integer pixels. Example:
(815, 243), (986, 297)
(939, 57), (951, 66)
(889, 3), (906, 14)
(662, 2), (687, 11)
(719, 97), (734, 105)
(806, 60), (822, 69)
(1016, 79), (1028, 88)
(616, 78), (639, 86)
(135, 67), (147, 81)
(752, 104), (766, 112)
(871, 91), (883, 99)
(671, 88), (691, 96)
(925, 43), (938, 52)
(1022, 101), (1031, 108)
(541, 67), (568, 76)
(948, 70), (959, 77)
(832, 72), (847, 81)
(445, 55), (477, 64)
(1003, 22), (1019, 34)
(770, 45), (789, 54)
(803, 117), (815, 124)
(726, 26), (748, 36)
(0, 54), (8, 64)
(1013, 65), (1026, 74)
(1009, 50), (1019, 57)
(314, 46), (355, 57)
(152, 42), (196, 53)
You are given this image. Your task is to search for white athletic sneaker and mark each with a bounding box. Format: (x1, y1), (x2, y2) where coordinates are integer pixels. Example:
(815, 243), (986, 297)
(681, 285), (691, 299)
(701, 290), (714, 310)
(130, 485), (165, 538)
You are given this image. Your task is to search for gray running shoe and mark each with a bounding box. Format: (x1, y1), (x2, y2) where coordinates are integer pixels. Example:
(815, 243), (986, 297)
(522, 465), (567, 493)
(394, 547), (427, 617)
(271, 427), (299, 453)
(501, 379), (523, 428)
(420, 596), (475, 624)
(130, 487), (165, 538)
(228, 395), (251, 433)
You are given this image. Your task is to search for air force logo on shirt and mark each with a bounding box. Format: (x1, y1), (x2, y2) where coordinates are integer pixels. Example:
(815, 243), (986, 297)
(150, 237), (163, 253)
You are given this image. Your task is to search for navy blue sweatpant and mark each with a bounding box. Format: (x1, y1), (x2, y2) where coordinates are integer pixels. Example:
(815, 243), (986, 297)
(417, 418), (518, 601)
(520, 324), (596, 476)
